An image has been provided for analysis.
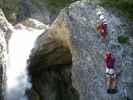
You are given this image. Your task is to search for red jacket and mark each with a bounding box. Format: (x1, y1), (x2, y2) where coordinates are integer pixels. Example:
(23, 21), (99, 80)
(96, 22), (107, 39)
(104, 56), (115, 69)
(101, 23), (107, 34)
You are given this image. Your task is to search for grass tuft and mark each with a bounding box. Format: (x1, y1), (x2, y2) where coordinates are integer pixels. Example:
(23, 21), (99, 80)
(118, 36), (129, 44)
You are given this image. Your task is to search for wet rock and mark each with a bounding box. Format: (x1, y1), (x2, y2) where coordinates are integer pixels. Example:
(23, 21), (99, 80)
(0, 9), (13, 42)
(0, 9), (13, 100)
(15, 18), (49, 30)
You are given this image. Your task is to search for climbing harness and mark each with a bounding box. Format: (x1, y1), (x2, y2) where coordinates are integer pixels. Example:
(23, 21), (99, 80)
(105, 73), (117, 80)
(105, 71), (119, 93)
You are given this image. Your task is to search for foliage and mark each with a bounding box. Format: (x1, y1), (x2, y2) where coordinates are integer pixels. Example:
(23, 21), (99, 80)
(0, 0), (20, 23)
(101, 0), (133, 20)
(31, 0), (76, 15)
(0, 0), (76, 23)
(118, 36), (129, 44)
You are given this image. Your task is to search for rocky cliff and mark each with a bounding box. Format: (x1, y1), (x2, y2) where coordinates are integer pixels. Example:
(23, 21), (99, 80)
(0, 9), (13, 100)
(27, 1), (133, 100)
(25, 0), (77, 24)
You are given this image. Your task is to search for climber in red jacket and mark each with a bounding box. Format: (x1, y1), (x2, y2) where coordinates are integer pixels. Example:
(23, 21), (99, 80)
(104, 51), (118, 94)
(96, 15), (108, 40)
(104, 51), (115, 71)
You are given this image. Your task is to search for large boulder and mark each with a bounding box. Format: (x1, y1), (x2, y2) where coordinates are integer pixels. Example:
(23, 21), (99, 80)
(27, 1), (133, 100)
(27, 16), (79, 100)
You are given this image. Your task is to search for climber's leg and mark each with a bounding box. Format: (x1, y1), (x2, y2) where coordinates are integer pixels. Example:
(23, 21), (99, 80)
(107, 69), (117, 93)
(111, 79), (118, 93)
(105, 74), (112, 93)
(106, 77), (112, 93)
(106, 68), (111, 90)
(103, 24), (107, 35)
(108, 73), (118, 94)
(101, 24), (108, 40)
(106, 76), (110, 88)
(106, 68), (117, 94)
(101, 31), (107, 39)
(100, 32), (107, 42)
(112, 76), (117, 89)
(125, 97), (130, 100)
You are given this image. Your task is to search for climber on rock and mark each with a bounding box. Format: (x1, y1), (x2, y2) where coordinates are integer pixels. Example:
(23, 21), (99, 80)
(104, 51), (118, 94)
(96, 12), (108, 40)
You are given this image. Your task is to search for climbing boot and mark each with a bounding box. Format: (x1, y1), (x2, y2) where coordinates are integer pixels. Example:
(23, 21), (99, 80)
(107, 89), (111, 94)
(110, 89), (118, 94)
(107, 89), (118, 94)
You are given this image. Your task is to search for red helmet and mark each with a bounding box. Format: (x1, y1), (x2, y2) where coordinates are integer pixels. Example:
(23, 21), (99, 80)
(105, 51), (112, 59)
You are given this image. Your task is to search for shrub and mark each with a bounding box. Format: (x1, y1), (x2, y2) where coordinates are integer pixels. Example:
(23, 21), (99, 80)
(0, 0), (20, 23)
(101, 0), (133, 20)
(118, 36), (129, 44)
(31, 0), (77, 15)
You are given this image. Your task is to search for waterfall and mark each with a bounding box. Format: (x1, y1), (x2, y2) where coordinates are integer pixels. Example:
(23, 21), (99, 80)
(6, 24), (45, 100)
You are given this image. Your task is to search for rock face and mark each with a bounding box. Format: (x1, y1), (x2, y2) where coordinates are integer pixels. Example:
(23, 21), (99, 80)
(27, 1), (133, 100)
(0, 9), (13, 100)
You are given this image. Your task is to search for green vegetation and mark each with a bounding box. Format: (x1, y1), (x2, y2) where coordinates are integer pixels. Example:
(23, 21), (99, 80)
(0, 0), (20, 23)
(1, 0), (132, 22)
(31, 0), (76, 15)
(101, 0), (133, 20)
(118, 36), (129, 44)
(0, 0), (76, 22)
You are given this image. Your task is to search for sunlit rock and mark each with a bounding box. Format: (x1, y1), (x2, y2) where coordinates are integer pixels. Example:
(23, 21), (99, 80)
(27, 1), (133, 100)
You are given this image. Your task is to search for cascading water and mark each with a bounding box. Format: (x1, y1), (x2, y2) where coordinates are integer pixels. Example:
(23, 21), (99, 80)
(6, 23), (45, 100)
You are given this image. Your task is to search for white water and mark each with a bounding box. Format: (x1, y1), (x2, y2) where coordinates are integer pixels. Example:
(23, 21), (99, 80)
(6, 26), (44, 100)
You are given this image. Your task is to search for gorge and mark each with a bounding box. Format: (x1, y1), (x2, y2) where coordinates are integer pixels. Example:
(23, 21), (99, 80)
(0, 0), (132, 100)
